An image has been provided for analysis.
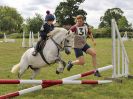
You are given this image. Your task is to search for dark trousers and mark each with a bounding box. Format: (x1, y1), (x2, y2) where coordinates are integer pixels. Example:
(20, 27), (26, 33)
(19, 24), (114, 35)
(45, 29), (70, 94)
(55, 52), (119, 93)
(35, 37), (46, 52)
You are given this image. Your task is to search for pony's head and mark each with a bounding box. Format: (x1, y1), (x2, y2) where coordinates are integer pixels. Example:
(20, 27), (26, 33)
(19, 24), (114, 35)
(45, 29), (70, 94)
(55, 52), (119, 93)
(64, 30), (74, 54)
(49, 28), (74, 54)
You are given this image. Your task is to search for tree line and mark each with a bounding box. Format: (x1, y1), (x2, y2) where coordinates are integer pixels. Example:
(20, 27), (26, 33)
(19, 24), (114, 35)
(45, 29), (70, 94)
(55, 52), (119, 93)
(0, 0), (132, 37)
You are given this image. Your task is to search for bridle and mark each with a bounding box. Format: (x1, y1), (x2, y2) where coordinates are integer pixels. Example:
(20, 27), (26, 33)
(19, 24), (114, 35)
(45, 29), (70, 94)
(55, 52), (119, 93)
(51, 38), (71, 50)
(50, 35), (72, 51)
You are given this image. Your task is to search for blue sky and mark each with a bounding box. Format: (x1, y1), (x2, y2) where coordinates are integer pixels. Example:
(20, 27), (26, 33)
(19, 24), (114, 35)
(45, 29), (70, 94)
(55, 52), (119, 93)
(0, 0), (133, 28)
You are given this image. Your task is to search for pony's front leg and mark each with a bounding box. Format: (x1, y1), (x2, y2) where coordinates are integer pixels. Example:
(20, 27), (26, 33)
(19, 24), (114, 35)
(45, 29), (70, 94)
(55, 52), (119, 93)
(30, 68), (40, 80)
(56, 59), (66, 74)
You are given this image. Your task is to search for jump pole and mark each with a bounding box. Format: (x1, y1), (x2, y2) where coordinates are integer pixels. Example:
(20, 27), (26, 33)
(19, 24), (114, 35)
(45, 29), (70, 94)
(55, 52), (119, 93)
(0, 65), (113, 98)
(63, 65), (113, 80)
(22, 32), (26, 47)
(0, 80), (112, 98)
(0, 65), (113, 84)
(0, 79), (112, 85)
(0, 84), (55, 99)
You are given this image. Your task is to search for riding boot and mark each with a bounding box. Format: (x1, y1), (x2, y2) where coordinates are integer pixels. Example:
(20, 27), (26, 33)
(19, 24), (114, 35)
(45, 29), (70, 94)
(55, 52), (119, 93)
(94, 70), (101, 77)
(32, 39), (42, 56)
(66, 61), (73, 71)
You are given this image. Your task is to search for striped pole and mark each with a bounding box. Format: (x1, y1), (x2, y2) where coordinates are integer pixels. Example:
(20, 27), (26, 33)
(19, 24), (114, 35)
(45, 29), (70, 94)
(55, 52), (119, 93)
(0, 80), (112, 98)
(0, 65), (113, 85)
(0, 84), (55, 99)
(0, 79), (112, 85)
(63, 65), (113, 80)
(0, 65), (113, 98)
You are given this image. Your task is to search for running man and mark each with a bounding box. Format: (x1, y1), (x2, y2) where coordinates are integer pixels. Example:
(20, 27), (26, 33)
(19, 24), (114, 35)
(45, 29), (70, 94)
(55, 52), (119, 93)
(66, 15), (101, 77)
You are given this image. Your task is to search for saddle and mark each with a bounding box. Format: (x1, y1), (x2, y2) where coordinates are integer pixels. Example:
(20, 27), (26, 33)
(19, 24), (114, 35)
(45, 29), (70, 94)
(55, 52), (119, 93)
(38, 39), (50, 65)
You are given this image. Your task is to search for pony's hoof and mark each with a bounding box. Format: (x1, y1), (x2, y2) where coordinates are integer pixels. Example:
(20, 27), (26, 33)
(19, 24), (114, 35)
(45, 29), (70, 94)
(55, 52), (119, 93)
(56, 67), (64, 74)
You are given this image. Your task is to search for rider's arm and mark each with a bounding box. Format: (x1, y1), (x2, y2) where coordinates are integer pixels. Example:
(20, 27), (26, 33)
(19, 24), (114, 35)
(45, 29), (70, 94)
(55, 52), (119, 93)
(47, 24), (55, 37)
(40, 23), (49, 39)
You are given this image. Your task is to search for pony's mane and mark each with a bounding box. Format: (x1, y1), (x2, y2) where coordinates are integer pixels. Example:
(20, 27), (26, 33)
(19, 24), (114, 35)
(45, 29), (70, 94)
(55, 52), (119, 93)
(48, 27), (67, 37)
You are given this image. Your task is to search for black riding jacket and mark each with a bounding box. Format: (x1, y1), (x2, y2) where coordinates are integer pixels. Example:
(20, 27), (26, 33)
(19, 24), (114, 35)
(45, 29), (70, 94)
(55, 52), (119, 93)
(40, 22), (54, 39)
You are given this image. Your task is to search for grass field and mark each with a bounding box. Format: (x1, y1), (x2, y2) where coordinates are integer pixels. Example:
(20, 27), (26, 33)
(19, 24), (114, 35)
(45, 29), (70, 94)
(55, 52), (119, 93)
(0, 38), (133, 99)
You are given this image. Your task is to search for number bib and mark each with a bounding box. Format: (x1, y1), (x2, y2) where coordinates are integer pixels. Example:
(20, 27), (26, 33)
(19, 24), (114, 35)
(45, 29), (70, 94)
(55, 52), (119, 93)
(76, 26), (88, 39)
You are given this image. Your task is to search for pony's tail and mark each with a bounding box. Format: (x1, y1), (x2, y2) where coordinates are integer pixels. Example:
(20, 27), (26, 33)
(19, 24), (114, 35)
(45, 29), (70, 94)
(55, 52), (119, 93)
(11, 63), (20, 74)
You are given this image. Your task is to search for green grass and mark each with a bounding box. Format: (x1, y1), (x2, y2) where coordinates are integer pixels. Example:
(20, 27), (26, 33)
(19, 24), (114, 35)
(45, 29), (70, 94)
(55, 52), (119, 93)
(0, 38), (133, 99)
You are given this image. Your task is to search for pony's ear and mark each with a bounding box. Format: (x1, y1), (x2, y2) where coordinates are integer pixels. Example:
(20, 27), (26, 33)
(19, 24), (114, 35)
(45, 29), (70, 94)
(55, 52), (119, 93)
(67, 30), (74, 36)
(66, 30), (71, 36)
(67, 31), (70, 35)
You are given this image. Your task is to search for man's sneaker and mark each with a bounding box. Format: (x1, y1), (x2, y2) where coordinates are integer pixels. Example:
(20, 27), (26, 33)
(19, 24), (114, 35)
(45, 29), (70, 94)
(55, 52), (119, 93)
(94, 70), (101, 77)
(66, 61), (73, 71)
(32, 51), (38, 56)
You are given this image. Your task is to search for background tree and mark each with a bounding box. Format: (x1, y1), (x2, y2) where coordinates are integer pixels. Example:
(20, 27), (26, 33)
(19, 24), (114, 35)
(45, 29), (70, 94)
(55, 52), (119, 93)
(55, 0), (87, 26)
(118, 16), (132, 32)
(26, 13), (44, 33)
(99, 8), (132, 30)
(99, 8), (124, 28)
(0, 6), (23, 33)
(97, 7), (132, 36)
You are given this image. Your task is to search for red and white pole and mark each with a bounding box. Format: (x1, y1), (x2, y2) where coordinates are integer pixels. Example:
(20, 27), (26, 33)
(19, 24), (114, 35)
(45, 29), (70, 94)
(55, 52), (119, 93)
(0, 65), (113, 98)
(0, 84), (55, 99)
(0, 80), (112, 98)
(0, 79), (112, 85)
(63, 65), (113, 80)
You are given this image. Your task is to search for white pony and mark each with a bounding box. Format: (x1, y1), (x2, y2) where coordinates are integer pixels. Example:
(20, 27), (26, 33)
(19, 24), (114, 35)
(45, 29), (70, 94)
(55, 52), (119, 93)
(11, 28), (74, 79)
